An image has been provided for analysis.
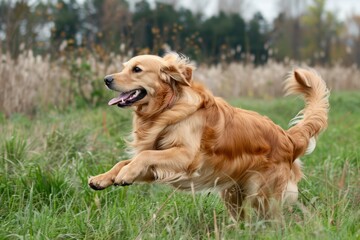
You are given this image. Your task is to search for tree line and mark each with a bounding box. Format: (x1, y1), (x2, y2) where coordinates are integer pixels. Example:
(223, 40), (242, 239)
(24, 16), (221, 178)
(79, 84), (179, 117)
(0, 0), (359, 66)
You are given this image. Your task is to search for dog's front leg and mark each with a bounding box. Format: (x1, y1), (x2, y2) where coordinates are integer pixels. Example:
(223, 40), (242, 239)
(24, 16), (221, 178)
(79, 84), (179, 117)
(88, 160), (131, 190)
(114, 147), (192, 186)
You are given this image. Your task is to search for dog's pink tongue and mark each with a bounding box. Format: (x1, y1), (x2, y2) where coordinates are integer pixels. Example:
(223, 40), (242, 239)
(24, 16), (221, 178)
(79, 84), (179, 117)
(108, 92), (132, 106)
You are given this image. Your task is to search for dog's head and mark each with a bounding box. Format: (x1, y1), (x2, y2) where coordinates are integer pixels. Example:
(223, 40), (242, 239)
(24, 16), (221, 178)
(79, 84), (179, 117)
(104, 53), (194, 111)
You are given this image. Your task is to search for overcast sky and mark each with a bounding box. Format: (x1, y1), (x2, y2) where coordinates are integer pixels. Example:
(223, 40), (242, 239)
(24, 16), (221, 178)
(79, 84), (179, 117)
(138, 0), (360, 22)
(246, 0), (359, 21)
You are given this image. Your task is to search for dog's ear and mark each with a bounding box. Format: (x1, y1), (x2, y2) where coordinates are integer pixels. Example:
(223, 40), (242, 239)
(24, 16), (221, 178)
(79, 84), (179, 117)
(160, 65), (193, 86)
(160, 53), (194, 86)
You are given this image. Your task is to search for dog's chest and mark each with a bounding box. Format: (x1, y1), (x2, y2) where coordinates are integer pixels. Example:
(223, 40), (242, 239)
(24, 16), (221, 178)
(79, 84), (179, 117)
(133, 113), (204, 152)
(159, 115), (204, 150)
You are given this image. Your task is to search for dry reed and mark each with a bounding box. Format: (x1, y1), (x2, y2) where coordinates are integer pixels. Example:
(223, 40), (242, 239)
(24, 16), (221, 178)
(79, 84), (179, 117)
(1, 51), (359, 116)
(195, 60), (360, 98)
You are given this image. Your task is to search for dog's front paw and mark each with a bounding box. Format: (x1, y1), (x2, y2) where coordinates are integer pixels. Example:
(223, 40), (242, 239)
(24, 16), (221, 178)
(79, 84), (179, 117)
(88, 174), (114, 190)
(114, 165), (141, 186)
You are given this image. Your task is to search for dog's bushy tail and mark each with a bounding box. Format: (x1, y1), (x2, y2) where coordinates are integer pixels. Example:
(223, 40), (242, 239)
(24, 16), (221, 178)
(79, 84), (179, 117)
(285, 68), (330, 160)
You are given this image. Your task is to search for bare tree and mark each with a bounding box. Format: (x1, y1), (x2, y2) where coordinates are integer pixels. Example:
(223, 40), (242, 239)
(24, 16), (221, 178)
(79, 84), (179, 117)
(273, 0), (307, 61)
(216, 0), (246, 15)
(277, 0), (306, 18)
(346, 15), (360, 66)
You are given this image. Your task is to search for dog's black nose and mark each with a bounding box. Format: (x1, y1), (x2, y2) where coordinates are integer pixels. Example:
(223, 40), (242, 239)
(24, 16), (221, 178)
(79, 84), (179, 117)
(104, 76), (114, 86)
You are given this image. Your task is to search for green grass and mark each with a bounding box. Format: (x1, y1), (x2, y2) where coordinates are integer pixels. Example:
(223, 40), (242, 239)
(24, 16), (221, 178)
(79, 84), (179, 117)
(1, 92), (359, 239)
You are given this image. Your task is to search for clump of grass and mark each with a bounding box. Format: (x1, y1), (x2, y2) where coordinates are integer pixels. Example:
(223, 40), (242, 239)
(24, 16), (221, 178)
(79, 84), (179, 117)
(3, 134), (27, 163)
(45, 129), (88, 162)
(1, 134), (28, 178)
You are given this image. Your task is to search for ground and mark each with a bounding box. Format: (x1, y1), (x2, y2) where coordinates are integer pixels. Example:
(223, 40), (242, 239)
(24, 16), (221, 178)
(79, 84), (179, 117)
(1, 92), (359, 239)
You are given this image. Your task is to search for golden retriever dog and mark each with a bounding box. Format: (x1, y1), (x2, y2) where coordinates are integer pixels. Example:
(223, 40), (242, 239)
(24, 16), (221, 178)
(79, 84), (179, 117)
(88, 53), (329, 220)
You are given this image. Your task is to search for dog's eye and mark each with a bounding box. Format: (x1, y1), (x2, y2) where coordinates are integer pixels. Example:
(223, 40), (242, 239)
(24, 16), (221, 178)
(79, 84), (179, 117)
(132, 66), (142, 73)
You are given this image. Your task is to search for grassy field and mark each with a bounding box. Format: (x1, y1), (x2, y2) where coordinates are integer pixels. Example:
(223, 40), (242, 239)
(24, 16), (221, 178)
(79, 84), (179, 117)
(1, 92), (359, 239)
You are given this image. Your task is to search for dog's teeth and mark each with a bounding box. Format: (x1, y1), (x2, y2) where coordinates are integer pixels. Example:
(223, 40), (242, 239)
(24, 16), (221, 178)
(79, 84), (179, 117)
(130, 90), (140, 100)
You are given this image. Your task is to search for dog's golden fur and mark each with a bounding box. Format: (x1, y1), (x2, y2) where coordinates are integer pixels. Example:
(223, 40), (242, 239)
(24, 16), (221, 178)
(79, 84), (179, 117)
(89, 53), (329, 220)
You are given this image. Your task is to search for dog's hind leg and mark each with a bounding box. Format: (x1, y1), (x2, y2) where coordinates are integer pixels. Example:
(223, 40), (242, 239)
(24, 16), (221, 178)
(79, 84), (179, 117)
(244, 170), (290, 220)
(221, 185), (245, 222)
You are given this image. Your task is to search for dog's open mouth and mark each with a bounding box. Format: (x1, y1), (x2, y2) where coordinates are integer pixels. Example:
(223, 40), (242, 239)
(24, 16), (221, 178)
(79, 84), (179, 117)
(108, 88), (147, 107)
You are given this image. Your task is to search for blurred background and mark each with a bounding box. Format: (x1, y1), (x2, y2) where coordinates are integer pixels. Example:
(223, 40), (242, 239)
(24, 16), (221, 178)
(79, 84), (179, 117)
(1, 0), (360, 116)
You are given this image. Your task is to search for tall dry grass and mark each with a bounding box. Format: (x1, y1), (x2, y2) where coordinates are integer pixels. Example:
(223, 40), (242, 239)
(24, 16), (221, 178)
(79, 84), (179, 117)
(195, 60), (360, 98)
(1, 51), (360, 116)
(0, 51), (125, 116)
(0, 51), (68, 115)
